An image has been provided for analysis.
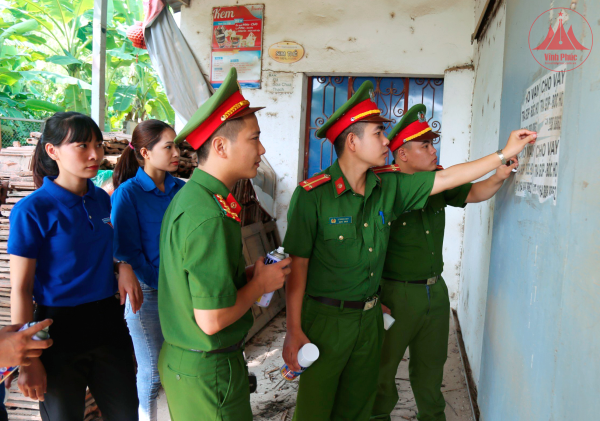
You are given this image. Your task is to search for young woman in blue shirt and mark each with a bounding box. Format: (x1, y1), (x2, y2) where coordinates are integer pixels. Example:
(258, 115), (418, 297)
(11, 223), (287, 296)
(111, 120), (184, 421)
(8, 112), (142, 420)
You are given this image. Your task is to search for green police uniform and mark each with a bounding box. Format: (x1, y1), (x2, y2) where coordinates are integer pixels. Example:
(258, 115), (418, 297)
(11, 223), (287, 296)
(371, 105), (473, 421)
(283, 81), (436, 421)
(158, 68), (263, 421)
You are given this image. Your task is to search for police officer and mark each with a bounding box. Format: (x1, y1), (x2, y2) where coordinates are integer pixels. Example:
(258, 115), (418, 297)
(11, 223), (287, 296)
(283, 82), (536, 421)
(158, 68), (291, 421)
(371, 104), (520, 421)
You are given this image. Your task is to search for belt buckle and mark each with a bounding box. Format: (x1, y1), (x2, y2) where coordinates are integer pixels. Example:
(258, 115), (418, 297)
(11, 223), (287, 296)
(363, 296), (378, 311)
(426, 276), (437, 285)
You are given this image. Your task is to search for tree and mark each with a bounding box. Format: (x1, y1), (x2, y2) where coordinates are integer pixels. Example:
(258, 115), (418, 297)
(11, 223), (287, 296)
(0, 0), (174, 129)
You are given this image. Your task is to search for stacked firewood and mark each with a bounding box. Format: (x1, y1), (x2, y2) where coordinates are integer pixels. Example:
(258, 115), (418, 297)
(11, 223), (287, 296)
(5, 383), (100, 421)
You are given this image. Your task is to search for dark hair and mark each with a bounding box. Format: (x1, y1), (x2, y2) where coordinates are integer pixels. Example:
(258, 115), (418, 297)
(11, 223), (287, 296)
(196, 117), (246, 164)
(112, 119), (174, 189)
(33, 112), (103, 188)
(333, 122), (367, 158)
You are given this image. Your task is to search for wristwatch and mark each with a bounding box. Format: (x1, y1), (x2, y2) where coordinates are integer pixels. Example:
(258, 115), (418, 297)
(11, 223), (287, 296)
(495, 149), (507, 165)
(114, 260), (128, 272)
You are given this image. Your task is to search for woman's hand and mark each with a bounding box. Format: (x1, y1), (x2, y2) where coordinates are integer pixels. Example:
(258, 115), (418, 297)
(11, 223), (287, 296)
(18, 358), (47, 401)
(117, 263), (143, 313)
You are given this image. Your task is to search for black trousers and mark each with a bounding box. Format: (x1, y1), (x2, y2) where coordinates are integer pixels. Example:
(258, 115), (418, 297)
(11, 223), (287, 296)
(0, 384), (7, 421)
(36, 295), (138, 421)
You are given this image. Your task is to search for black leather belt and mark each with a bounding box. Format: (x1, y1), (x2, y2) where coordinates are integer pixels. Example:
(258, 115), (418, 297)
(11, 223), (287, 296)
(386, 275), (439, 285)
(190, 339), (244, 354)
(309, 292), (380, 311)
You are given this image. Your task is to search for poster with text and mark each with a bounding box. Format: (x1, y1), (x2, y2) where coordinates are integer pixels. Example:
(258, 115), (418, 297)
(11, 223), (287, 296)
(515, 65), (566, 204)
(211, 5), (264, 89)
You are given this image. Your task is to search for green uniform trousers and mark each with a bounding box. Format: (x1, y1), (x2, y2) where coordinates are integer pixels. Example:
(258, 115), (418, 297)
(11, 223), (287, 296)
(293, 296), (385, 421)
(158, 342), (252, 421)
(371, 278), (450, 421)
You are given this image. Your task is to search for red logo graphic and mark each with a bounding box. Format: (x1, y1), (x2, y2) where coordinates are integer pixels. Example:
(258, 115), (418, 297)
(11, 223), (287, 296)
(529, 8), (593, 72)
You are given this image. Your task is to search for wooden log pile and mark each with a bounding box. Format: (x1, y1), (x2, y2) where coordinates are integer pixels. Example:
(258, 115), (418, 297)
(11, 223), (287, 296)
(29, 131), (198, 179)
(5, 381), (100, 420)
(0, 171), (35, 331)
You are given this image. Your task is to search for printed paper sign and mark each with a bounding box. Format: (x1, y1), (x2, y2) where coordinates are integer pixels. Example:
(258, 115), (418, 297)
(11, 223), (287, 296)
(211, 5), (264, 89)
(515, 65), (566, 204)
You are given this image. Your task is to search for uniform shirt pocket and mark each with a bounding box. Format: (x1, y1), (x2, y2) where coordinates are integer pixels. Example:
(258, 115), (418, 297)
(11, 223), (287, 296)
(376, 211), (393, 231)
(322, 224), (359, 263)
(323, 224), (357, 242)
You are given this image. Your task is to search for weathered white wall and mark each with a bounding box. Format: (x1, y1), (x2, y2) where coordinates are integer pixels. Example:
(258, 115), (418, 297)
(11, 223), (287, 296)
(179, 0), (475, 238)
(439, 67), (474, 307)
(457, 0), (507, 387)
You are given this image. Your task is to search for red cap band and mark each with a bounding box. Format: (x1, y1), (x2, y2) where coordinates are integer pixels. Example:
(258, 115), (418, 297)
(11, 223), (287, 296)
(186, 91), (249, 150)
(325, 99), (381, 143)
(389, 120), (432, 152)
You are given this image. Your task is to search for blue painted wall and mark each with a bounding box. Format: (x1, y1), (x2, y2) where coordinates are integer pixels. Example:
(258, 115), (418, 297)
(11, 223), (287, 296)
(477, 1), (600, 420)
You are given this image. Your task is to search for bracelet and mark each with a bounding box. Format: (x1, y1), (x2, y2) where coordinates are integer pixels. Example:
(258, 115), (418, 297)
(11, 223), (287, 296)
(495, 149), (507, 165)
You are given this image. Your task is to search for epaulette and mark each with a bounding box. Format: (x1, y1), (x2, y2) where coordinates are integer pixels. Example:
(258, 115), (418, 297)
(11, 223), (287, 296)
(213, 193), (241, 223)
(299, 174), (332, 191)
(436, 165), (444, 170)
(371, 164), (401, 174)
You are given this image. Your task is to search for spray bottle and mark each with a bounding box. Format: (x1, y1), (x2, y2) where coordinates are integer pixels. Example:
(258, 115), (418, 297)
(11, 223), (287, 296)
(280, 343), (319, 381)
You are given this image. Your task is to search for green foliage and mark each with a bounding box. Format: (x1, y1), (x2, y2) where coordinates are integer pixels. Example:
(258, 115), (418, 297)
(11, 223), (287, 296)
(0, 0), (175, 129)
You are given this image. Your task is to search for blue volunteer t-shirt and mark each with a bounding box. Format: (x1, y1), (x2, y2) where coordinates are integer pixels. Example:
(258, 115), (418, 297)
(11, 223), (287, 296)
(7, 177), (117, 307)
(111, 168), (185, 289)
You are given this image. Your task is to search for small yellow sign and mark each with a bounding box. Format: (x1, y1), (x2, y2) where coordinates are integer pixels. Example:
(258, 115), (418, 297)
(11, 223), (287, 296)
(268, 42), (305, 64)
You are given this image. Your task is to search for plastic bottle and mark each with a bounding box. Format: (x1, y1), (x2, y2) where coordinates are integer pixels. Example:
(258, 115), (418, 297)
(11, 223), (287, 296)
(383, 313), (396, 330)
(280, 343), (320, 381)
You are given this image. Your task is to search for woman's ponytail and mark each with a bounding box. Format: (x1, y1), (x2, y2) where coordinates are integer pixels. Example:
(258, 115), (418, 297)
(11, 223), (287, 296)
(112, 144), (140, 190)
(112, 119), (173, 189)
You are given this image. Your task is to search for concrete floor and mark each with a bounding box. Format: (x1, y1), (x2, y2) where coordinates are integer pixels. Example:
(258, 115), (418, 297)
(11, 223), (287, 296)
(157, 310), (473, 421)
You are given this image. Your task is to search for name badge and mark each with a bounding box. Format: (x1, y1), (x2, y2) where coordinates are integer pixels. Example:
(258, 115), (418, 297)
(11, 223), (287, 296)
(329, 216), (352, 225)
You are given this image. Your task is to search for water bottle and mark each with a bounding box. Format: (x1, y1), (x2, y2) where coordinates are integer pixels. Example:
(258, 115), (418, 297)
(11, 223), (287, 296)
(255, 247), (287, 307)
(280, 343), (320, 381)
(0, 322), (51, 384)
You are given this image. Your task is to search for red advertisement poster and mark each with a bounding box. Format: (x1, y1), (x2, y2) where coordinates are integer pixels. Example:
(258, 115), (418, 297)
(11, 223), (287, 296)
(211, 5), (264, 89)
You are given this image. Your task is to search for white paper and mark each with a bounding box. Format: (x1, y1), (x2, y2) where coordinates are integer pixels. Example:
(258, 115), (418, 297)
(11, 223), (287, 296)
(515, 65), (566, 204)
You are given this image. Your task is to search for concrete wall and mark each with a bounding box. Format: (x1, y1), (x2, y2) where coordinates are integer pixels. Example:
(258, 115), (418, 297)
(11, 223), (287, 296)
(179, 0), (476, 305)
(439, 67), (475, 306)
(473, 1), (600, 419)
(457, 0), (507, 387)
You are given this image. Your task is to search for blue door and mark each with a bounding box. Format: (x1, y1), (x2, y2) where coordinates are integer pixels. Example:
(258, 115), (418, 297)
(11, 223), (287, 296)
(304, 76), (444, 179)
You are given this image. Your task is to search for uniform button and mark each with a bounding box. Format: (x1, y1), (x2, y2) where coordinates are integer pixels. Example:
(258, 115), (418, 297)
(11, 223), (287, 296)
(371, 272), (374, 277)
(89, 215), (92, 219)
(422, 209), (425, 212)
(364, 223), (368, 228)
(369, 247), (373, 252)
(432, 252), (435, 255)
(388, 222), (391, 226)
(176, 375), (181, 380)
(403, 222), (406, 226)
(83, 200), (86, 204)
(426, 230), (430, 234)
(339, 235), (344, 240)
